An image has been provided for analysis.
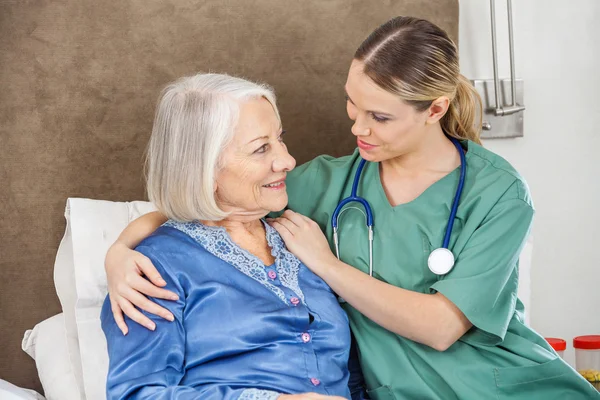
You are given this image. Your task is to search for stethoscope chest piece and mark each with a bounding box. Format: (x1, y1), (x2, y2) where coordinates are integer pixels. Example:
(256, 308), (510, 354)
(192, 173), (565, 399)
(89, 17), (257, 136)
(428, 247), (455, 275)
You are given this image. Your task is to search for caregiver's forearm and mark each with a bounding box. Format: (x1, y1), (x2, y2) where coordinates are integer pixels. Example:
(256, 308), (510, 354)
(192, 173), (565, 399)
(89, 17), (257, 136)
(320, 258), (472, 352)
(116, 211), (168, 248)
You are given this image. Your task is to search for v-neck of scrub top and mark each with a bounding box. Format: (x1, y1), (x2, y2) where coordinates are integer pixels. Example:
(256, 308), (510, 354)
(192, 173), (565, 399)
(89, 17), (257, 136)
(373, 159), (463, 212)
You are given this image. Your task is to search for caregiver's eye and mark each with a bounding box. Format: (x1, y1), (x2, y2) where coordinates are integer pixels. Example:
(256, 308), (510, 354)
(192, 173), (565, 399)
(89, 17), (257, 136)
(278, 130), (287, 142)
(370, 113), (389, 123)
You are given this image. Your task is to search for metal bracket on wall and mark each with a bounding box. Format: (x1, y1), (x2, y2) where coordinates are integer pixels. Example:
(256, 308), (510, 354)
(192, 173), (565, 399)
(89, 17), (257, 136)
(474, 0), (525, 139)
(473, 78), (524, 139)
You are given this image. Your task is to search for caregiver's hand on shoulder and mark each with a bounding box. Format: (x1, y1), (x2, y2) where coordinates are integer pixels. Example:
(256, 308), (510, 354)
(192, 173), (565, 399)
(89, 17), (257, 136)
(279, 394), (347, 400)
(105, 241), (179, 335)
(268, 210), (337, 274)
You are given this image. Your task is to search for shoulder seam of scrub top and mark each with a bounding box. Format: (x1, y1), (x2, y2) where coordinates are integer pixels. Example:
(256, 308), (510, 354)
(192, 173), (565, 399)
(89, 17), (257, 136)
(497, 197), (534, 209)
(466, 142), (523, 181)
(495, 178), (534, 206)
(288, 156), (323, 211)
(310, 159), (321, 199)
(314, 149), (360, 168)
(466, 143), (533, 205)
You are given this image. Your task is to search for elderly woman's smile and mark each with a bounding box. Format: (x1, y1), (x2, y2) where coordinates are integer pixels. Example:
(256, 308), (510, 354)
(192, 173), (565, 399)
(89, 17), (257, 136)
(262, 178), (286, 189)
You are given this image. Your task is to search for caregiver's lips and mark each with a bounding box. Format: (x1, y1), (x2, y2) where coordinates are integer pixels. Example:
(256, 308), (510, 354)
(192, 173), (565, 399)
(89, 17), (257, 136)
(357, 138), (378, 150)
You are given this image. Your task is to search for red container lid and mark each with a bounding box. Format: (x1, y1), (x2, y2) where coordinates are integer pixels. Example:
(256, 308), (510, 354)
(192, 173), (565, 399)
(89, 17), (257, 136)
(545, 337), (566, 351)
(573, 335), (600, 350)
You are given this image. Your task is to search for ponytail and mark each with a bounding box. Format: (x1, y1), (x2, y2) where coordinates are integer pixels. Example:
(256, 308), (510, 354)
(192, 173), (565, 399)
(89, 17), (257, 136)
(441, 75), (483, 145)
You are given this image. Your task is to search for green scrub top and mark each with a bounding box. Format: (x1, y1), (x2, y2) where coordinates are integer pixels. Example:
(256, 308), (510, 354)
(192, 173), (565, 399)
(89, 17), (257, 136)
(283, 141), (599, 399)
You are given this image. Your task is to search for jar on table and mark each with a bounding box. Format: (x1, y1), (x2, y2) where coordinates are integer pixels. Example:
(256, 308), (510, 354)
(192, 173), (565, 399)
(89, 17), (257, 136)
(573, 335), (600, 391)
(545, 337), (566, 358)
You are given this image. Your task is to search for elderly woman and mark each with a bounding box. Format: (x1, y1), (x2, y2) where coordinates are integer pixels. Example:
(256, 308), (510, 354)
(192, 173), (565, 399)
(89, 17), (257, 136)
(100, 73), (363, 400)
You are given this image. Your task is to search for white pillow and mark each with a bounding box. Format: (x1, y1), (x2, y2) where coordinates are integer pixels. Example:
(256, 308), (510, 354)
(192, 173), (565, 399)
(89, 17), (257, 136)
(65, 198), (156, 400)
(21, 313), (78, 400)
(53, 204), (86, 399)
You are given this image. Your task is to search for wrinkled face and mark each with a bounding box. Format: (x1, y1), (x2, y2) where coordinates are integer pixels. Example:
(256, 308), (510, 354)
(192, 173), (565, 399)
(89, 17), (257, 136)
(345, 60), (430, 162)
(216, 97), (296, 217)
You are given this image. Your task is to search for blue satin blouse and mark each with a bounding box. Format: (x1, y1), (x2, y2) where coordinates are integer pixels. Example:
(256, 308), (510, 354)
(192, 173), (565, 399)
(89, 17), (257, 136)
(101, 220), (364, 399)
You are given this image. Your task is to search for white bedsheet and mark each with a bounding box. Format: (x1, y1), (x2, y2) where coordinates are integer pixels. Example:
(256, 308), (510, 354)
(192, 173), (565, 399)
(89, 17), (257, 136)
(0, 379), (44, 400)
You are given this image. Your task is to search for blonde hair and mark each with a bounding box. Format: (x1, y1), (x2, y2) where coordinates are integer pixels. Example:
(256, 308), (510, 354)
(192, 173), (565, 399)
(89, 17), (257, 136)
(354, 16), (483, 144)
(145, 73), (279, 222)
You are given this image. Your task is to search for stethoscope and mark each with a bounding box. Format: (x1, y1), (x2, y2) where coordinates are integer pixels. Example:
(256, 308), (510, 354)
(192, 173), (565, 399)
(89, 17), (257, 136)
(331, 137), (466, 277)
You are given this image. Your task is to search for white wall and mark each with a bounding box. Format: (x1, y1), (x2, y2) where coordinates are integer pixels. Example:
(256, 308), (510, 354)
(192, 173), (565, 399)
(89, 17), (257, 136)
(459, 0), (600, 366)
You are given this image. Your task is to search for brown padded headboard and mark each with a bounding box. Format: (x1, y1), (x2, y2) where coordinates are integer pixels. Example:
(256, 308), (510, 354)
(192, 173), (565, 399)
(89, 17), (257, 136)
(0, 0), (458, 392)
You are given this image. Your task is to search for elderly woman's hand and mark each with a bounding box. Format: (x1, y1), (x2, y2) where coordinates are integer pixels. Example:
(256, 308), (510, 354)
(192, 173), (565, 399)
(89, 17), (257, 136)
(268, 210), (337, 275)
(105, 241), (179, 335)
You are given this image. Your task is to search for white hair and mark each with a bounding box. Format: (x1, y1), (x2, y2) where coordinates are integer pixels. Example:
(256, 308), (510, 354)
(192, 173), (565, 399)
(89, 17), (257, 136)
(145, 73), (280, 222)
